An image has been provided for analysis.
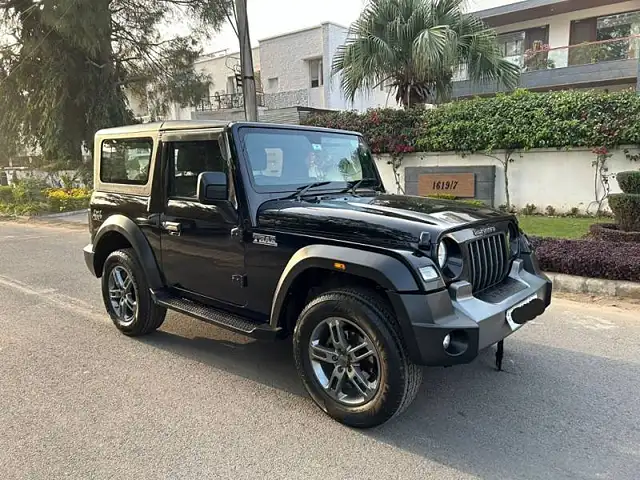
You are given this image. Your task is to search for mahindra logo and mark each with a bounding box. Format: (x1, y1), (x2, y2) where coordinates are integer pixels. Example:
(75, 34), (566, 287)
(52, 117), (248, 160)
(473, 226), (496, 236)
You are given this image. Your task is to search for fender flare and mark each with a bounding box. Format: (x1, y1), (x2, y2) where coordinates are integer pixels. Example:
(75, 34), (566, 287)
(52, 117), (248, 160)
(92, 215), (164, 290)
(269, 244), (420, 328)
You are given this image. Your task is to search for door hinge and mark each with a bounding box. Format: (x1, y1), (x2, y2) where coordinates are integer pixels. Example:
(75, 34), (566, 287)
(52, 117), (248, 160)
(232, 274), (247, 288)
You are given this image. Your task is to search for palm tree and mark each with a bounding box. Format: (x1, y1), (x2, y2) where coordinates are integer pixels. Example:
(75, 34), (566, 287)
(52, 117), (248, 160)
(332, 0), (520, 107)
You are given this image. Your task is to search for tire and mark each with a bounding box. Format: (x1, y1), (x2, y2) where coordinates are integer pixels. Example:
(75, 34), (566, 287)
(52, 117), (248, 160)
(293, 287), (422, 428)
(101, 248), (166, 336)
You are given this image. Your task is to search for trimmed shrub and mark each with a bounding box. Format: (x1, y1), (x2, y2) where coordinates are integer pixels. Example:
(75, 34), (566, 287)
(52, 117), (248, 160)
(425, 194), (485, 206)
(608, 193), (640, 232)
(616, 171), (640, 194)
(11, 177), (48, 204)
(531, 236), (640, 282)
(303, 108), (424, 155)
(589, 223), (640, 243)
(303, 89), (640, 154)
(0, 185), (13, 203)
(45, 188), (91, 212)
(426, 193), (456, 200)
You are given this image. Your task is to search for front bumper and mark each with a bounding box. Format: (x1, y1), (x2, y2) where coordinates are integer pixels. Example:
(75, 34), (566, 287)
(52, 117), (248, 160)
(390, 256), (552, 367)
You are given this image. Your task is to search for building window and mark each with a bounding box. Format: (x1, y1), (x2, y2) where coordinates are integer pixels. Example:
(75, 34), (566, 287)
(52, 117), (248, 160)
(100, 138), (153, 185)
(569, 11), (640, 65)
(309, 59), (323, 88)
(268, 77), (279, 91)
(227, 75), (237, 94)
(497, 31), (525, 66)
(597, 11), (640, 41)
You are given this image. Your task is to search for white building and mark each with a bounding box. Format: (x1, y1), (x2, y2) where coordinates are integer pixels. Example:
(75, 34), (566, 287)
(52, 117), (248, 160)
(128, 22), (396, 123)
(259, 22), (393, 112)
(179, 47), (263, 121)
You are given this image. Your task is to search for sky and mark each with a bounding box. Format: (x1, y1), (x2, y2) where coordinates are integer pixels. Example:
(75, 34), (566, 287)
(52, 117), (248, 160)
(204, 0), (522, 54)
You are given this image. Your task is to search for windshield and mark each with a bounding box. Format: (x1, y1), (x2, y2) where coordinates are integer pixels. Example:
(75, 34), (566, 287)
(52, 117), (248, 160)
(239, 127), (381, 193)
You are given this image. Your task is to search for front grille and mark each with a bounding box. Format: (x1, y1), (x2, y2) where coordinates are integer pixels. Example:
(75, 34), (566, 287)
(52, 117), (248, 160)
(467, 232), (510, 293)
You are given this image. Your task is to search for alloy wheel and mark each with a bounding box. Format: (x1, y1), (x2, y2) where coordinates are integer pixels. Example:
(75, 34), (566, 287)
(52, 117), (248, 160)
(308, 317), (381, 406)
(107, 265), (138, 326)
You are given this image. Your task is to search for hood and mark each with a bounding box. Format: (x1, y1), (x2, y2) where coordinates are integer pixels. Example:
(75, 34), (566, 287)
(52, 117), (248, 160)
(257, 194), (512, 248)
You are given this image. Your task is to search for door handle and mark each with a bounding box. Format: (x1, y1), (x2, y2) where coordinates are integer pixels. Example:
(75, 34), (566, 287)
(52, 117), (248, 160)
(162, 221), (182, 235)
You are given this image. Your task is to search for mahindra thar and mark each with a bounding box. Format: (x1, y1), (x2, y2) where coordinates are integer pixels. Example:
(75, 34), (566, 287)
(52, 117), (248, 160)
(83, 120), (552, 428)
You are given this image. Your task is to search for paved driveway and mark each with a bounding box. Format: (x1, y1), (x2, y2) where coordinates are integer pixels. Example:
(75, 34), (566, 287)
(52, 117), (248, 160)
(0, 221), (638, 479)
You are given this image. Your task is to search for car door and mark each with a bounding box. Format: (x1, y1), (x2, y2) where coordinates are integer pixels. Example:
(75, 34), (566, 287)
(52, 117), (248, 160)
(160, 134), (246, 307)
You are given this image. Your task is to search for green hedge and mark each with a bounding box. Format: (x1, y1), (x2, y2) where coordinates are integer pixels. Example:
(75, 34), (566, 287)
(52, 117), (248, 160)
(302, 89), (640, 154)
(617, 171), (640, 194)
(609, 193), (640, 232)
(0, 185), (13, 203)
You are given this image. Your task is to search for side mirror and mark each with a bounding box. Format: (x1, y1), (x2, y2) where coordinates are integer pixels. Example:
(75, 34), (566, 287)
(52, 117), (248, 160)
(197, 171), (228, 203)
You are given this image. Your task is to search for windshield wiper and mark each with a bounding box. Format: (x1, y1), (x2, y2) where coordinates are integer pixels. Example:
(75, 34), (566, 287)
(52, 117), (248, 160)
(342, 178), (376, 195)
(284, 181), (333, 201)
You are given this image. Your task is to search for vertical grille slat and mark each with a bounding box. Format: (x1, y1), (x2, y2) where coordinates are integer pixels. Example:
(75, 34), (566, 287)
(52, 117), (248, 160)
(469, 242), (477, 290)
(480, 238), (489, 288)
(467, 232), (510, 293)
(492, 235), (501, 285)
(494, 235), (503, 284)
(473, 242), (482, 288)
(488, 236), (497, 286)
(499, 234), (508, 278)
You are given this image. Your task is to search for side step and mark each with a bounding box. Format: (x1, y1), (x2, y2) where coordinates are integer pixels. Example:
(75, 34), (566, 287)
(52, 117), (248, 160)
(152, 290), (280, 340)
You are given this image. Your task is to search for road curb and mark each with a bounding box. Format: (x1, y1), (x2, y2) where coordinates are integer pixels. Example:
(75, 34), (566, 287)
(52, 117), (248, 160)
(545, 272), (640, 300)
(39, 209), (88, 219)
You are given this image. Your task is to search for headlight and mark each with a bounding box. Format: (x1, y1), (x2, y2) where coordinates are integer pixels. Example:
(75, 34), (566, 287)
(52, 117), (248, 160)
(437, 241), (447, 268)
(507, 223), (523, 255)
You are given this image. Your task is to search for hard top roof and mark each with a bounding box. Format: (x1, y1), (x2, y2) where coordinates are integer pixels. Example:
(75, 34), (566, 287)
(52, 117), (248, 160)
(95, 120), (230, 136)
(95, 120), (360, 137)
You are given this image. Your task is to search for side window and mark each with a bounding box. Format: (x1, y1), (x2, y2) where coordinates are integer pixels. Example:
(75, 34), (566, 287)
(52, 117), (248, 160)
(169, 140), (226, 199)
(100, 138), (153, 184)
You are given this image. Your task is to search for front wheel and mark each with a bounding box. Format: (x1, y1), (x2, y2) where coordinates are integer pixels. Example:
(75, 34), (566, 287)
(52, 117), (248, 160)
(293, 288), (422, 428)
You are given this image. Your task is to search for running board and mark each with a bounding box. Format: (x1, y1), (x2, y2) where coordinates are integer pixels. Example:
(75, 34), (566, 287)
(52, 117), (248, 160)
(151, 290), (280, 340)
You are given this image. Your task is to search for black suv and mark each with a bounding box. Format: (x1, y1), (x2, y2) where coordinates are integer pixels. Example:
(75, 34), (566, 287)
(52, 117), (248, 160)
(84, 120), (552, 428)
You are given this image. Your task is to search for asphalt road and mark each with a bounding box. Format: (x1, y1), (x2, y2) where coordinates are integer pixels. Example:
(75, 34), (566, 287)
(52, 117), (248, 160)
(1, 220), (639, 480)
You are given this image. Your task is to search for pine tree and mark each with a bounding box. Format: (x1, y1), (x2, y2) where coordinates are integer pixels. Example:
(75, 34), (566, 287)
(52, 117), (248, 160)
(0, 0), (230, 169)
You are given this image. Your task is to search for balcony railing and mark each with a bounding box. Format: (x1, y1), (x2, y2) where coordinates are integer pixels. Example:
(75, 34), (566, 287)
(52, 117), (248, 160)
(522, 35), (640, 72)
(454, 36), (640, 81)
(195, 92), (265, 112)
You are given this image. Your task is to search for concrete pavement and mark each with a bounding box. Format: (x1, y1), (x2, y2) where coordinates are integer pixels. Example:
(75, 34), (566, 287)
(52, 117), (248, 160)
(0, 221), (639, 480)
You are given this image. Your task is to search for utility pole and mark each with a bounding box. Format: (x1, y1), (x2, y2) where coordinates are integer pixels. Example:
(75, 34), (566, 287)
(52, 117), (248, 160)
(235, 0), (258, 121)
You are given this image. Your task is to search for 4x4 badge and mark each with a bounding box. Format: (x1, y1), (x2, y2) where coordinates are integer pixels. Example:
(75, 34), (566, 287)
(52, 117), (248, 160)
(253, 233), (277, 247)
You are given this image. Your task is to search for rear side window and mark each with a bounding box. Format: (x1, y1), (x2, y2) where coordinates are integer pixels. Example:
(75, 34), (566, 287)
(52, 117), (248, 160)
(100, 138), (153, 184)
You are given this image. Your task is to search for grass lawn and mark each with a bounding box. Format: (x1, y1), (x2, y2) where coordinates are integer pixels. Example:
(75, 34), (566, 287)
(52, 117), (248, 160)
(517, 215), (611, 239)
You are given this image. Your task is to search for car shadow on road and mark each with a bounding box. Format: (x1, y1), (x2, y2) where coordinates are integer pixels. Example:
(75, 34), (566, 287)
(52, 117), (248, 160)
(139, 313), (306, 396)
(371, 343), (640, 480)
(140, 314), (640, 480)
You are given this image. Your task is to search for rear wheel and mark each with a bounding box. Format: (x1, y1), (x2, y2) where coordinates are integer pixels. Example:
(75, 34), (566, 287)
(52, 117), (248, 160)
(101, 249), (166, 336)
(293, 288), (422, 428)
